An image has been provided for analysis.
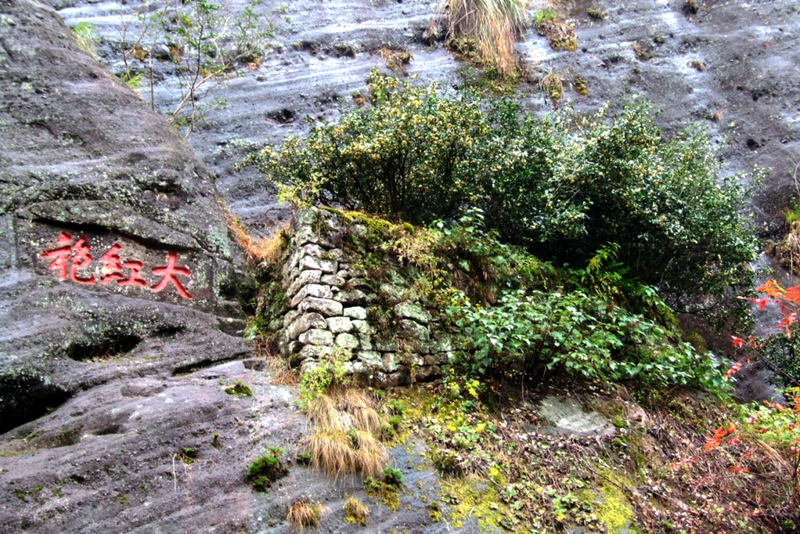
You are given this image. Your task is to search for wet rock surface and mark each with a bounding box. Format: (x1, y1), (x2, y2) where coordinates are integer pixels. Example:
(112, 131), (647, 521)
(55, 0), (800, 236)
(0, 360), (453, 534)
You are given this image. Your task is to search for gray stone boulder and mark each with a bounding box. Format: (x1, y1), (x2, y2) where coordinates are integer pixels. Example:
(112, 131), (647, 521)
(0, 0), (249, 435)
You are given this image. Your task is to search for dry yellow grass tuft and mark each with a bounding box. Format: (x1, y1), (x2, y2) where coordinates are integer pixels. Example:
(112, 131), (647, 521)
(435, 0), (528, 75)
(307, 430), (354, 479)
(306, 394), (353, 432)
(340, 390), (382, 433)
(350, 430), (387, 477)
(287, 500), (322, 530)
(223, 206), (290, 265)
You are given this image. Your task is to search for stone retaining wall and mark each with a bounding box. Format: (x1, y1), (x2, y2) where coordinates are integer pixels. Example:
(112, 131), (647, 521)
(261, 208), (453, 385)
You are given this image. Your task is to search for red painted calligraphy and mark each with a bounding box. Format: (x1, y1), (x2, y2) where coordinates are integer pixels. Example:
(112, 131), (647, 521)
(70, 237), (95, 285)
(120, 260), (148, 288)
(42, 233), (193, 300)
(41, 231), (74, 280)
(99, 243), (125, 284)
(151, 252), (193, 300)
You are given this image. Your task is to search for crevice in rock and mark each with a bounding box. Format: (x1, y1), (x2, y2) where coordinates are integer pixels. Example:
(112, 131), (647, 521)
(171, 355), (245, 376)
(0, 375), (72, 435)
(66, 334), (142, 362)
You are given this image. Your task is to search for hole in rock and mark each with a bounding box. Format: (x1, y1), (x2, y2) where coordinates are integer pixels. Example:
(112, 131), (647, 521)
(0, 375), (72, 435)
(66, 334), (142, 362)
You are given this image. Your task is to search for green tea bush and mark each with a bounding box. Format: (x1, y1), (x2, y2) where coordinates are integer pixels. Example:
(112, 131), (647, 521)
(446, 287), (725, 390)
(243, 68), (492, 223)
(247, 73), (759, 302)
(483, 100), (761, 299)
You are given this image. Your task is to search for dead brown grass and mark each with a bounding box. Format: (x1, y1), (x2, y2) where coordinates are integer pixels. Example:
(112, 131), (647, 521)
(307, 430), (354, 479)
(287, 500), (322, 530)
(304, 389), (388, 479)
(350, 430), (387, 477)
(434, 0), (528, 75)
(307, 394), (354, 432)
(340, 390), (382, 433)
(223, 207), (290, 265)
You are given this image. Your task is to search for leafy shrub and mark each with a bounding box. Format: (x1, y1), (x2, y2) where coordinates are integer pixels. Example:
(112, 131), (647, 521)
(382, 466), (404, 486)
(298, 348), (350, 408)
(446, 285), (725, 390)
(482, 100), (760, 300)
(247, 74), (758, 304)
(244, 69), (490, 224)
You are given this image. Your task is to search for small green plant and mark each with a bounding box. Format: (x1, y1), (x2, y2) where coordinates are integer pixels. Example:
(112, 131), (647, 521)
(225, 381), (253, 396)
(246, 450), (289, 492)
(298, 348), (350, 408)
(343, 495), (370, 526)
(178, 447), (198, 464)
(296, 451), (313, 465)
(379, 424), (395, 441)
(388, 415), (402, 429)
(387, 399), (406, 415)
(382, 466), (403, 486)
(71, 22), (97, 59)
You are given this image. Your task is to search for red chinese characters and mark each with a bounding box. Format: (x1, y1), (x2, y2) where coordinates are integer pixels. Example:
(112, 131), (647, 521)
(41, 233), (193, 300)
(151, 252), (193, 300)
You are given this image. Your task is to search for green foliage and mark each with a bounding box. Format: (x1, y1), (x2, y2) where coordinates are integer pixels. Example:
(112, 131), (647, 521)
(443, 244), (727, 390)
(533, 8), (556, 27)
(759, 335), (800, 387)
(246, 449), (289, 492)
(388, 415), (402, 429)
(71, 22), (97, 58)
(224, 381), (253, 396)
(483, 100), (760, 300)
(249, 75), (758, 303)
(387, 399), (406, 415)
(243, 68), (490, 218)
(298, 348), (350, 408)
(382, 466), (403, 486)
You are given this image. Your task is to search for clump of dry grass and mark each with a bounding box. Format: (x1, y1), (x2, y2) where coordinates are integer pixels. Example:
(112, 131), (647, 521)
(343, 496), (369, 526)
(350, 430), (387, 477)
(304, 389), (388, 479)
(434, 0), (528, 75)
(223, 207), (290, 265)
(307, 430), (354, 479)
(287, 500), (323, 530)
(340, 390), (382, 433)
(307, 394), (354, 432)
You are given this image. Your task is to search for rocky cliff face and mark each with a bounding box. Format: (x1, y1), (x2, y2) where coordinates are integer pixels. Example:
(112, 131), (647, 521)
(0, 0), (250, 434)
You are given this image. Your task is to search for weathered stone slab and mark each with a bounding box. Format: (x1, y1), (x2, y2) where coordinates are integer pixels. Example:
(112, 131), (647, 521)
(395, 302), (432, 324)
(290, 283), (334, 307)
(327, 316), (353, 334)
(287, 313), (327, 340)
(299, 328), (334, 346)
(298, 297), (343, 317)
(344, 306), (367, 320)
(335, 333), (360, 349)
(287, 269), (322, 297)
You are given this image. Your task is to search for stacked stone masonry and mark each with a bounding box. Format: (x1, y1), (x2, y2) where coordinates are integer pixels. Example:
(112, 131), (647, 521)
(271, 208), (454, 386)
